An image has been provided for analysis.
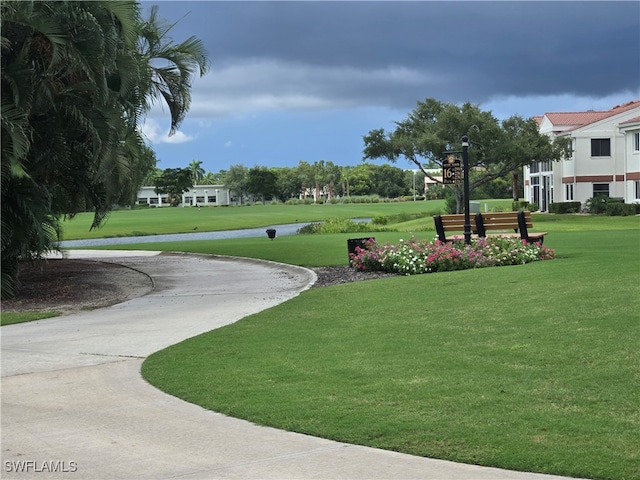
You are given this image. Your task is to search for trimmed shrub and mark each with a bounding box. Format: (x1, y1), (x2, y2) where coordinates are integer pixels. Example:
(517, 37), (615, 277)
(606, 202), (637, 216)
(585, 196), (636, 216)
(549, 202), (581, 214)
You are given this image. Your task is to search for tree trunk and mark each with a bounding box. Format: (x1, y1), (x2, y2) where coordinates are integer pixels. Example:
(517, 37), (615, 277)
(453, 185), (464, 213)
(512, 170), (519, 201)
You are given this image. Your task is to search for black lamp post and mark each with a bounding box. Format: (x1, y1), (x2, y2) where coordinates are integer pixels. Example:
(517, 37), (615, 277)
(462, 135), (471, 245)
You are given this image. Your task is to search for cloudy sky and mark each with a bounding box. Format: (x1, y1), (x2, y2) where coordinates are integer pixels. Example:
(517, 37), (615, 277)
(140, 1), (640, 173)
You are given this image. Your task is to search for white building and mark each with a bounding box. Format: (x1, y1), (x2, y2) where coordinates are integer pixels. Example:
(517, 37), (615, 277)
(524, 100), (640, 211)
(136, 185), (235, 207)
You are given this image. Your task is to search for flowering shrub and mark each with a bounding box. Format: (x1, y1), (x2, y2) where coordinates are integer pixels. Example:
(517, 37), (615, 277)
(349, 236), (555, 275)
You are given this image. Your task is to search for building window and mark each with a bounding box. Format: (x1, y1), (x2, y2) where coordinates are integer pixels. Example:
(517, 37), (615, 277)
(565, 184), (574, 201)
(530, 162), (539, 174)
(591, 138), (611, 157)
(634, 132), (640, 152)
(208, 196), (216, 203)
(635, 181), (640, 199)
(593, 183), (610, 197)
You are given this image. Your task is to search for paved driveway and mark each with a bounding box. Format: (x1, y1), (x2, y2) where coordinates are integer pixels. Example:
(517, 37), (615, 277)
(1, 251), (582, 479)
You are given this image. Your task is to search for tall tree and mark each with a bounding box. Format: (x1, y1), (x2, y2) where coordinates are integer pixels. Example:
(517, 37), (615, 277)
(202, 170), (225, 184)
(224, 164), (248, 205)
(0, 1), (209, 298)
(136, 5), (209, 135)
(296, 160), (314, 200)
(246, 166), (277, 204)
(154, 167), (192, 206)
(374, 164), (409, 198)
(363, 98), (569, 212)
(189, 159), (205, 185)
(274, 167), (301, 202)
(324, 161), (341, 201)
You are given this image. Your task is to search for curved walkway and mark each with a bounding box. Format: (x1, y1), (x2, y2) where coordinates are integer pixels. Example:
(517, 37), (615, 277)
(1, 251), (583, 479)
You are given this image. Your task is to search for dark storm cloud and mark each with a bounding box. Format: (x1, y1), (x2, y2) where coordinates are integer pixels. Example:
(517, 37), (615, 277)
(148, 1), (639, 113)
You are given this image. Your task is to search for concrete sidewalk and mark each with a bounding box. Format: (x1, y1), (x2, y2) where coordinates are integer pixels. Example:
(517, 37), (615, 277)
(1, 251), (584, 479)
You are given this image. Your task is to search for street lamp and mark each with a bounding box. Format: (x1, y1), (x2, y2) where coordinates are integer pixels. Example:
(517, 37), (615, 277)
(461, 135), (471, 244)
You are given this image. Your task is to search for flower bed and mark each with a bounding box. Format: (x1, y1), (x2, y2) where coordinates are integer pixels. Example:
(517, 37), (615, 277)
(349, 236), (555, 275)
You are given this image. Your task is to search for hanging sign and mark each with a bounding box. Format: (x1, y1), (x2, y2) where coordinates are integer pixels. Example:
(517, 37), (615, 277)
(442, 154), (462, 184)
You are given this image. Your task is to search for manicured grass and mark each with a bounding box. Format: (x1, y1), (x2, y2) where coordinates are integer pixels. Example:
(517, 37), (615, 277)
(62, 199), (510, 240)
(94, 231), (411, 266)
(141, 218), (640, 480)
(1, 311), (60, 326)
(93, 215), (640, 268)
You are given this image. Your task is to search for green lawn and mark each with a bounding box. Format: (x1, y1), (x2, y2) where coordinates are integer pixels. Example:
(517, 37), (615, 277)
(1, 311), (60, 326)
(20, 209), (640, 478)
(140, 216), (640, 480)
(59, 199), (515, 240)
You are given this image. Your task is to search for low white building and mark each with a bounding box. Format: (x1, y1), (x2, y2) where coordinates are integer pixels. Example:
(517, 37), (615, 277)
(136, 185), (236, 207)
(524, 100), (640, 211)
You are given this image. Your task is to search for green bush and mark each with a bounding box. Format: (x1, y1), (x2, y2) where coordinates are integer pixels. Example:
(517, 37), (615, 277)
(297, 218), (369, 234)
(586, 196), (636, 216)
(549, 202), (581, 214)
(526, 202), (539, 212)
(445, 195), (457, 213)
(297, 217), (394, 235)
(585, 195), (608, 214)
(606, 202), (637, 216)
(512, 200), (529, 211)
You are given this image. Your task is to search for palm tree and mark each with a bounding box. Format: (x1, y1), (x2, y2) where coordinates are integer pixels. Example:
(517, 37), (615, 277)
(189, 159), (205, 185)
(1, 1), (210, 298)
(1, 0), (140, 297)
(136, 5), (209, 135)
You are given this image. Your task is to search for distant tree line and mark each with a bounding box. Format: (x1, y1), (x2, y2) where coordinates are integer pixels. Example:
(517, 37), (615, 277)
(146, 161), (425, 205)
(147, 158), (528, 206)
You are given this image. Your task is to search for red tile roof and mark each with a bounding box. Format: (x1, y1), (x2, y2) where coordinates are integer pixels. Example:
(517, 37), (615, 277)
(619, 115), (640, 125)
(543, 100), (640, 130)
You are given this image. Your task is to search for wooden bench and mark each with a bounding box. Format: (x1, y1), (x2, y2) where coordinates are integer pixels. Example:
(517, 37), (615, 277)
(433, 211), (547, 244)
(476, 211), (547, 244)
(433, 213), (479, 242)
